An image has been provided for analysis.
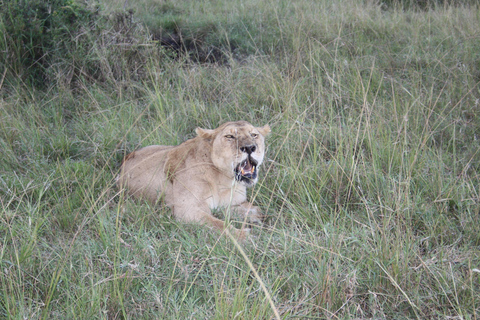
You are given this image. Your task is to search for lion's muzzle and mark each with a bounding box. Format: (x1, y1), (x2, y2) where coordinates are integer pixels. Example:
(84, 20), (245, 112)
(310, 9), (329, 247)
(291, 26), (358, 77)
(240, 144), (256, 154)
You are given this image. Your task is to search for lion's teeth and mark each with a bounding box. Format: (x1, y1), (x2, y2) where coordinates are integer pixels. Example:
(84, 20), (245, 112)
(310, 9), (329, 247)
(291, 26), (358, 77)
(252, 166), (255, 173)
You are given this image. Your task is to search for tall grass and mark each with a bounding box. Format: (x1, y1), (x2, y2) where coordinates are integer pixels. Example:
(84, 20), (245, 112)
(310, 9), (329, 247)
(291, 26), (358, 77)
(1, 0), (479, 318)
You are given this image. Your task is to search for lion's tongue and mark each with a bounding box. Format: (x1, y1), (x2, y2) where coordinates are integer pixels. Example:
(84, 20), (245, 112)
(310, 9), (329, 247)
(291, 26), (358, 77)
(241, 159), (254, 174)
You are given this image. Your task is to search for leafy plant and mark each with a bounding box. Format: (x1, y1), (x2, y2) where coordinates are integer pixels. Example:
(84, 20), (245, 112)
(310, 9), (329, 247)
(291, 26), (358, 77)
(0, 0), (100, 85)
(381, 0), (478, 10)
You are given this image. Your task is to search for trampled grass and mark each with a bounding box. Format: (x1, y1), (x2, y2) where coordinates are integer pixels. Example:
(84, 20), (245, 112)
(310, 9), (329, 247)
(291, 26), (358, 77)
(1, 0), (480, 318)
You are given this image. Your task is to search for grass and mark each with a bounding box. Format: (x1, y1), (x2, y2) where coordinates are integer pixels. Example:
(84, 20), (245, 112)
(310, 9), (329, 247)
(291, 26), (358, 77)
(1, 0), (480, 318)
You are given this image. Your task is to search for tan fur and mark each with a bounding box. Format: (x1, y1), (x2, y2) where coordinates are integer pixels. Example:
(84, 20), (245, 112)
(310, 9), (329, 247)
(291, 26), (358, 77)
(117, 121), (271, 240)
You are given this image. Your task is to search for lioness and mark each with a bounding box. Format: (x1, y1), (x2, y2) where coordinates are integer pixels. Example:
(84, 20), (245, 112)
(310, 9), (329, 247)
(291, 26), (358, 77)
(117, 121), (271, 240)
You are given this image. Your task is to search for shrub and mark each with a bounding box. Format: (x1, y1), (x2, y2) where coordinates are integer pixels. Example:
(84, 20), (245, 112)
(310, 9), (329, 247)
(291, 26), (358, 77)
(0, 0), (101, 86)
(381, 0), (479, 10)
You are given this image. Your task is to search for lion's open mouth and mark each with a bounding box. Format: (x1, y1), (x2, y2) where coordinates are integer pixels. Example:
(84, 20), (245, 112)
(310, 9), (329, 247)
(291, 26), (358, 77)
(234, 157), (258, 183)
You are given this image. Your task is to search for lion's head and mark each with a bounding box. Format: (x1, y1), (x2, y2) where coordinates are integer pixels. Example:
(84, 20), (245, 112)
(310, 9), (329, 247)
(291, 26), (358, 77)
(196, 121), (271, 186)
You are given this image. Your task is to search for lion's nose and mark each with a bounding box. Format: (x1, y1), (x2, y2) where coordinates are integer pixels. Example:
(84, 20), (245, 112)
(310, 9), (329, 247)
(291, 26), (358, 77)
(240, 145), (256, 154)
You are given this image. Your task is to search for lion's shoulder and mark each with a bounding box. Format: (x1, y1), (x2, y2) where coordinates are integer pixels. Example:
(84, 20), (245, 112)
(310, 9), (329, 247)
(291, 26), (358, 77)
(122, 145), (172, 165)
(164, 137), (213, 180)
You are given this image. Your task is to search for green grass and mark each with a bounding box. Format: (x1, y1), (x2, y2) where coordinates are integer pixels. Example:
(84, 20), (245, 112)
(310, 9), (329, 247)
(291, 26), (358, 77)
(1, 0), (480, 318)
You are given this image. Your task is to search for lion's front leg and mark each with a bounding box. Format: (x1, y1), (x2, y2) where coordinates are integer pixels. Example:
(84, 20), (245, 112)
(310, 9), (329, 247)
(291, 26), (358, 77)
(234, 202), (264, 225)
(173, 202), (250, 241)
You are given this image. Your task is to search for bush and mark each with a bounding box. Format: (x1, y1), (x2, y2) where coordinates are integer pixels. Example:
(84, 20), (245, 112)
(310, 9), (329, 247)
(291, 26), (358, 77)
(381, 0), (479, 10)
(0, 0), (101, 86)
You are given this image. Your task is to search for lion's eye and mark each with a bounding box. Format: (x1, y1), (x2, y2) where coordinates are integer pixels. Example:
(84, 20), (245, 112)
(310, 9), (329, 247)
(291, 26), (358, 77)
(225, 135), (235, 139)
(251, 133), (258, 138)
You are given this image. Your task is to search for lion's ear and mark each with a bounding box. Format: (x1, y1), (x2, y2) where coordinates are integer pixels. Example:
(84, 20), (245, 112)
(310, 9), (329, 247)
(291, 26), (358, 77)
(195, 127), (216, 140)
(257, 124), (271, 137)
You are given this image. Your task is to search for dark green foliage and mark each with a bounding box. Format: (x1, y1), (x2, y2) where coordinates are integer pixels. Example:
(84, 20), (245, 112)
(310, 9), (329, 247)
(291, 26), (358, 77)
(1, 0), (101, 86)
(381, 0), (478, 10)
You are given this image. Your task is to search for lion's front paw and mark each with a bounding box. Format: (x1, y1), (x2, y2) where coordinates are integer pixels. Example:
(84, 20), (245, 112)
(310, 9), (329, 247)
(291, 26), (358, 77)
(234, 228), (251, 241)
(247, 206), (263, 225)
(237, 203), (264, 225)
